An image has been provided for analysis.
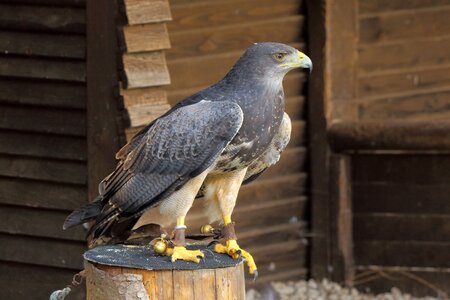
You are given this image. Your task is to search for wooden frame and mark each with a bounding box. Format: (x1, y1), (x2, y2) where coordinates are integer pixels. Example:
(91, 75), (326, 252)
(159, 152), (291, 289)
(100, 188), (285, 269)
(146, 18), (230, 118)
(86, 0), (125, 201)
(306, 0), (331, 280)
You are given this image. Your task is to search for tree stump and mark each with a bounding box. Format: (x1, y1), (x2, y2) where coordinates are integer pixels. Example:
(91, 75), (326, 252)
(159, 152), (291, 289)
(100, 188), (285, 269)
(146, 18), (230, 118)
(84, 244), (245, 300)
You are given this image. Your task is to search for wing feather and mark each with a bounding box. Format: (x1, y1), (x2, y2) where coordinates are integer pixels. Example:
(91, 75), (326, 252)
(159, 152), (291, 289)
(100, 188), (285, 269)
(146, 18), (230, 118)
(89, 101), (243, 238)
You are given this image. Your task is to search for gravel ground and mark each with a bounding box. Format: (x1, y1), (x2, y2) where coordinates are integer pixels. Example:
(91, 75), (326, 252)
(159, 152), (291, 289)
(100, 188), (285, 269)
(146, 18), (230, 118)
(246, 279), (441, 300)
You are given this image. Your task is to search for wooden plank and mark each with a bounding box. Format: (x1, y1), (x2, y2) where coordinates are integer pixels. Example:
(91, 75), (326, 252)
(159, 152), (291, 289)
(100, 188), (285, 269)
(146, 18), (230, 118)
(0, 131), (86, 161)
(0, 205), (85, 241)
(123, 51), (171, 88)
(358, 89), (450, 121)
(354, 213), (450, 242)
(358, 37), (450, 75)
(0, 155), (86, 184)
(0, 56), (85, 82)
(169, 0), (303, 32)
(0, 233), (85, 269)
(167, 16), (305, 59)
(354, 240), (450, 268)
(87, 0), (125, 201)
(358, 66), (450, 99)
(0, 262), (85, 300)
(0, 79), (85, 109)
(0, 178), (86, 210)
(122, 23), (170, 53)
(0, 105), (86, 136)
(354, 267), (450, 298)
(328, 155), (354, 284)
(122, 86), (167, 106)
(353, 182), (450, 215)
(352, 154), (450, 184)
(359, 0), (450, 15)
(360, 8), (450, 44)
(0, 31), (85, 59)
(0, 4), (85, 33)
(123, 0), (172, 25)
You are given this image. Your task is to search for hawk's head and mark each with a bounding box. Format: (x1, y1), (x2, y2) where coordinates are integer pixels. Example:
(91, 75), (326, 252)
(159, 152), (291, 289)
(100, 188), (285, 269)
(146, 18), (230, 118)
(240, 42), (312, 77)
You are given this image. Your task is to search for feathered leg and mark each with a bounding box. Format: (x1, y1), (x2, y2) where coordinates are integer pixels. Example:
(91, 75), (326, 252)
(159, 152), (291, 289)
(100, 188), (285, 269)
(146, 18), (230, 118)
(158, 169), (210, 263)
(204, 168), (257, 276)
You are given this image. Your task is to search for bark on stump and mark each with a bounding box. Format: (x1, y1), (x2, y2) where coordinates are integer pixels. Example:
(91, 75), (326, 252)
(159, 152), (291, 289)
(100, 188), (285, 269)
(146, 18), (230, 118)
(84, 244), (245, 300)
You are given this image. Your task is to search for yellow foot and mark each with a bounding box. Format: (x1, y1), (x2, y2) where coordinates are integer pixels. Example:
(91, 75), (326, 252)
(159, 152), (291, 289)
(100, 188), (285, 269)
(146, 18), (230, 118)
(166, 246), (204, 263)
(214, 240), (258, 277)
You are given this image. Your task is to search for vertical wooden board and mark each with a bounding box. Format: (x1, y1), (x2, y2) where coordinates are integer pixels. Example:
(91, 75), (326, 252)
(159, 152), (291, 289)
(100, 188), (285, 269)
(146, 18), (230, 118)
(155, 270), (173, 300)
(123, 0), (172, 25)
(193, 269), (216, 300)
(139, 269), (158, 299)
(325, 0), (358, 120)
(87, 0), (124, 200)
(215, 267), (232, 300)
(123, 52), (171, 88)
(122, 23), (170, 53)
(173, 270), (195, 299)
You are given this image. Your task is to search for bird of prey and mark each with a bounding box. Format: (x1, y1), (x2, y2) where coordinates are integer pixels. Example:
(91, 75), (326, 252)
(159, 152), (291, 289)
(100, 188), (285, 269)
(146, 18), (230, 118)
(64, 42), (312, 275)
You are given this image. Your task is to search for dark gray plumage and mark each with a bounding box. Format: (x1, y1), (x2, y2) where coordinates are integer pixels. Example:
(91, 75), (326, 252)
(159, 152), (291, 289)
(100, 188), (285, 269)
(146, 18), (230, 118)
(63, 42), (312, 250)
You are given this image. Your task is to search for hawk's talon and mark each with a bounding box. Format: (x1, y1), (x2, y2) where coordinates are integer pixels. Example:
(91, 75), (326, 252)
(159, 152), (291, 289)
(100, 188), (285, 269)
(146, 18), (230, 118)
(214, 239), (257, 275)
(166, 246), (204, 263)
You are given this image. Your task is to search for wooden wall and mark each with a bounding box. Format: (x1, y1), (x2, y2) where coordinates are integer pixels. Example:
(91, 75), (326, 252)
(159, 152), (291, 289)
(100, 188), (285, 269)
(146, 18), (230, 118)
(0, 1), (86, 299)
(356, 0), (450, 121)
(352, 154), (450, 297)
(165, 0), (310, 286)
(324, 0), (450, 297)
(326, 0), (450, 122)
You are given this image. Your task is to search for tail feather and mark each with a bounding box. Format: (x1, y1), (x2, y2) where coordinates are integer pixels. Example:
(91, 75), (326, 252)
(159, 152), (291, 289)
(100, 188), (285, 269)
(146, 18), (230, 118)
(63, 196), (103, 230)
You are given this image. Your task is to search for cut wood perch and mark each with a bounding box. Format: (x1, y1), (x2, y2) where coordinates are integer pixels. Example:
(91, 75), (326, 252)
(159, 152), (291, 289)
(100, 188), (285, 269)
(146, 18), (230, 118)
(84, 244), (245, 300)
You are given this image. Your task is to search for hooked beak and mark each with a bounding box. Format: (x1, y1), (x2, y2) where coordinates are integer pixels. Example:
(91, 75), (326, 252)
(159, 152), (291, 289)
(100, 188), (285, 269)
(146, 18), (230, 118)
(279, 50), (313, 74)
(297, 51), (313, 75)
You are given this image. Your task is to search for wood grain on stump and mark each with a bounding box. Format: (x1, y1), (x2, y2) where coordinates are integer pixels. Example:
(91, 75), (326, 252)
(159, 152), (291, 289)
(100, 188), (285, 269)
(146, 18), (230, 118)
(84, 244), (245, 300)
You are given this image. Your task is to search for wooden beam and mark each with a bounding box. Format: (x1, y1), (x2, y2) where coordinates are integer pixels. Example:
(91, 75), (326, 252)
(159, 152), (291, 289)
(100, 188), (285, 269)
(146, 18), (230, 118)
(328, 121), (450, 151)
(329, 155), (354, 284)
(306, 0), (331, 280)
(86, 0), (124, 201)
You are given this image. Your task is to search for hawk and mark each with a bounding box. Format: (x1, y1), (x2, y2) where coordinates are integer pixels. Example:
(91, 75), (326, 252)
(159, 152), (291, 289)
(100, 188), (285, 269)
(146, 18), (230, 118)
(64, 42), (312, 276)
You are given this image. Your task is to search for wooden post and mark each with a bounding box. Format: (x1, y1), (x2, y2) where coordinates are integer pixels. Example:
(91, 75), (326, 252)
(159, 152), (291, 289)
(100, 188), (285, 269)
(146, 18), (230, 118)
(84, 245), (245, 300)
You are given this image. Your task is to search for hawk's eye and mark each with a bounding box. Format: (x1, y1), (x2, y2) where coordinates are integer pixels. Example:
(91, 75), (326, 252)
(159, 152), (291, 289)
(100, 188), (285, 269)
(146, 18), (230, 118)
(273, 52), (287, 61)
